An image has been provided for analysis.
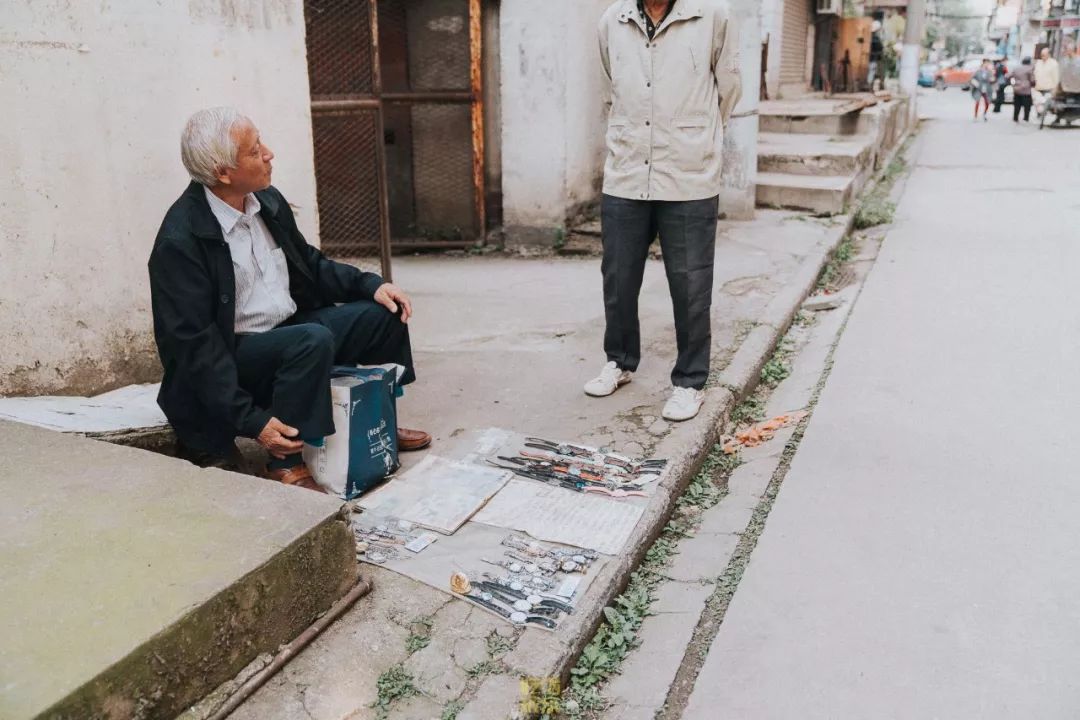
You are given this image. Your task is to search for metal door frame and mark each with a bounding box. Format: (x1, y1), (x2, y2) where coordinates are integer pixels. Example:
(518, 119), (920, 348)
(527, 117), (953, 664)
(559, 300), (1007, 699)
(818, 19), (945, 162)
(309, 0), (486, 279)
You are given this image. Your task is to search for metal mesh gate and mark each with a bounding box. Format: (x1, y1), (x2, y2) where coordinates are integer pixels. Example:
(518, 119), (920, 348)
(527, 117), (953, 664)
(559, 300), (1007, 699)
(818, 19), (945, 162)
(304, 0), (485, 276)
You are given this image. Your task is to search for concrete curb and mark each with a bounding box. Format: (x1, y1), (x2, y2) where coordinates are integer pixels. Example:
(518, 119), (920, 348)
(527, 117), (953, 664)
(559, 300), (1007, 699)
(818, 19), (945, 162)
(717, 220), (852, 405)
(464, 214), (856, 716)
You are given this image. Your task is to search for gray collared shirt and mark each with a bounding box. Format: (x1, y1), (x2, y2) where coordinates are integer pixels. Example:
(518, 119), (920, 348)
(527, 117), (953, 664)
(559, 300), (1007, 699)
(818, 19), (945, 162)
(204, 187), (297, 334)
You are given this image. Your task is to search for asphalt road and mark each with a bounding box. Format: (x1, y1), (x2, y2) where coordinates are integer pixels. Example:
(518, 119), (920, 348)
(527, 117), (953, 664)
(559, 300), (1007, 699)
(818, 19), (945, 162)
(684, 89), (1080, 719)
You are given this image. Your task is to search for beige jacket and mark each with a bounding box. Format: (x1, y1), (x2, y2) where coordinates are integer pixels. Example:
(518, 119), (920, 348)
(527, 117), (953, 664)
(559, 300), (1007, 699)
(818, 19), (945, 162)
(598, 0), (741, 201)
(1034, 57), (1060, 91)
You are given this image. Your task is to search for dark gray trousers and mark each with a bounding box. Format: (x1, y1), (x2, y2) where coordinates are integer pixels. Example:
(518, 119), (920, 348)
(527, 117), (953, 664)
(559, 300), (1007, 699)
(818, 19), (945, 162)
(600, 194), (719, 390)
(234, 300), (415, 468)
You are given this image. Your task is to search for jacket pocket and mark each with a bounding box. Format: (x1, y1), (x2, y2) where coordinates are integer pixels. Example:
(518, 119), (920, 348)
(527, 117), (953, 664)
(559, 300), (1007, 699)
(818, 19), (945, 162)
(672, 115), (710, 172)
(606, 117), (631, 169)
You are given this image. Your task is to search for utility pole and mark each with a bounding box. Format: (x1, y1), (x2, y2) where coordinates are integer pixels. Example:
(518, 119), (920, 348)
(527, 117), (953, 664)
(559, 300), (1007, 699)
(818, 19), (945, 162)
(899, 0), (926, 121)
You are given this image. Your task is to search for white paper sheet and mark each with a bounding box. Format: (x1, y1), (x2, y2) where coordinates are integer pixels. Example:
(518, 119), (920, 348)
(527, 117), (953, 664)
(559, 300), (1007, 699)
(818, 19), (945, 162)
(0, 384), (168, 433)
(365, 519), (606, 629)
(359, 455), (510, 534)
(473, 479), (644, 555)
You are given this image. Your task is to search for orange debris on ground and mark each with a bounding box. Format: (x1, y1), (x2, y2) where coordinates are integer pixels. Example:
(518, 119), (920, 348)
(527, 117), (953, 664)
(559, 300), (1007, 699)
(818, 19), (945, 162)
(722, 411), (808, 454)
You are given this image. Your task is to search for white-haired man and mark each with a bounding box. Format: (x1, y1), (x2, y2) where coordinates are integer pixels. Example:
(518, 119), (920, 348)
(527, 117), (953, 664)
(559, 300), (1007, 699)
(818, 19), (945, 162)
(149, 107), (430, 493)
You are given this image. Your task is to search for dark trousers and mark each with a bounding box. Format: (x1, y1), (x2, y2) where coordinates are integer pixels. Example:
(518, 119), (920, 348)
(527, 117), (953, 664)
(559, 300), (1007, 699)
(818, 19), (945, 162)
(1014, 94), (1032, 121)
(234, 300), (415, 453)
(994, 85), (1006, 112)
(600, 194), (718, 390)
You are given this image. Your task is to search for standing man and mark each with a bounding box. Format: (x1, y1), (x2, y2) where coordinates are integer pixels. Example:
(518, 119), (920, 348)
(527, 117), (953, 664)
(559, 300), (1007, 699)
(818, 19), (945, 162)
(585, 0), (741, 422)
(1009, 57), (1035, 122)
(1033, 47), (1060, 115)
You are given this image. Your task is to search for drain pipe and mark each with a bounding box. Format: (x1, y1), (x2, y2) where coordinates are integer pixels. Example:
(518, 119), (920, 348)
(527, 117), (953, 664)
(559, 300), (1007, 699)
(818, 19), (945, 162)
(206, 577), (374, 720)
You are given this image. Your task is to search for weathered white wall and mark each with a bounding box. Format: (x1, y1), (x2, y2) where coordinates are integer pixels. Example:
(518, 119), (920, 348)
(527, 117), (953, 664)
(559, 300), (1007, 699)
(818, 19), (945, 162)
(761, 0), (784, 98)
(500, 0), (610, 242)
(720, 0), (762, 220)
(0, 0), (317, 396)
(562, 2), (611, 220)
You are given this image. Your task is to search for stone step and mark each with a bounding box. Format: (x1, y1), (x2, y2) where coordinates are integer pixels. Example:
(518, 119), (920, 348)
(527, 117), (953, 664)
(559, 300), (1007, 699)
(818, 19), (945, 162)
(757, 132), (877, 177)
(756, 172), (855, 215)
(0, 419), (357, 720)
(760, 98), (876, 136)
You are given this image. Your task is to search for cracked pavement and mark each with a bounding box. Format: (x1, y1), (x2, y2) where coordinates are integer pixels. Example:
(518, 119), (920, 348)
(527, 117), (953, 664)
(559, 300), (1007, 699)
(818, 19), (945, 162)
(206, 210), (848, 720)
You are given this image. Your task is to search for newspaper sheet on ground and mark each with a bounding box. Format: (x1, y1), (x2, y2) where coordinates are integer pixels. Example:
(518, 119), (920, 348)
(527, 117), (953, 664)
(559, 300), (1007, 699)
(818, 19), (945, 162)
(472, 479), (644, 555)
(359, 517), (606, 627)
(358, 455), (510, 534)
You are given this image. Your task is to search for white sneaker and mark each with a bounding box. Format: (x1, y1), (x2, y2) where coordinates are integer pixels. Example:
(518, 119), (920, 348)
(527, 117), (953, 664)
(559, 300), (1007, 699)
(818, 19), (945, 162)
(662, 386), (704, 421)
(584, 361), (633, 397)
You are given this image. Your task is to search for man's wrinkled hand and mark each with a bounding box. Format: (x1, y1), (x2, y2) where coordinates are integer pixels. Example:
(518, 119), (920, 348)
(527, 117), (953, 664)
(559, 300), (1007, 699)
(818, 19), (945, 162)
(374, 282), (413, 323)
(258, 417), (304, 459)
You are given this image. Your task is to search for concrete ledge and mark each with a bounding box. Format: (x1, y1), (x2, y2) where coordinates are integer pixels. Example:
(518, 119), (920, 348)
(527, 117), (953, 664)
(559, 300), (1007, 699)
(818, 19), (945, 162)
(757, 133), (877, 176)
(0, 420), (357, 720)
(756, 173), (855, 215)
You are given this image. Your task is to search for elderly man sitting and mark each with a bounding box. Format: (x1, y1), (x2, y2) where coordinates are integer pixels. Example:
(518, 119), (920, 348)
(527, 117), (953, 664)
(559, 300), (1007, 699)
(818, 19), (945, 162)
(149, 107), (430, 493)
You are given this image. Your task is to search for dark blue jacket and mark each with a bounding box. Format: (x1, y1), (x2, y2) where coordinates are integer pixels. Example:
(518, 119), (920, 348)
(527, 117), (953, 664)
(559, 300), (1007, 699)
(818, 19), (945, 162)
(148, 182), (383, 454)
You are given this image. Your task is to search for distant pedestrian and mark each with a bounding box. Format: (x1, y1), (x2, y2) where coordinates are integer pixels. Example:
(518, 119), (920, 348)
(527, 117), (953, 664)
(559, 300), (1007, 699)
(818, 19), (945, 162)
(868, 21), (884, 90)
(971, 59), (994, 121)
(1009, 57), (1035, 122)
(992, 59), (1008, 112)
(1034, 47), (1060, 115)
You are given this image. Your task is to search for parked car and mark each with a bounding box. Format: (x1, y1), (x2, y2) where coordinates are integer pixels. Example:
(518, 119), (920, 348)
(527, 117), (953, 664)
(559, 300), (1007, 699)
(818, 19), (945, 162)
(935, 57), (984, 90)
(918, 63), (938, 87)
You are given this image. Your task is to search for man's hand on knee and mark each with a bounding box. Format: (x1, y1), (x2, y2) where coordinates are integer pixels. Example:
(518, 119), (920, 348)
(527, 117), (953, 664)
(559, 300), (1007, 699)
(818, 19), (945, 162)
(373, 283), (413, 323)
(258, 417), (304, 459)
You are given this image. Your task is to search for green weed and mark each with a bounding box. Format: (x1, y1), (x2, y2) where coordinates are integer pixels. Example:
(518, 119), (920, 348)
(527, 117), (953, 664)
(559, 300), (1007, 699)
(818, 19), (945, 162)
(441, 700), (464, 720)
(760, 338), (794, 389)
(853, 196), (896, 230)
(730, 393), (766, 426)
(372, 665), (417, 719)
(405, 616), (433, 654)
(485, 630), (515, 658)
(466, 659), (505, 678)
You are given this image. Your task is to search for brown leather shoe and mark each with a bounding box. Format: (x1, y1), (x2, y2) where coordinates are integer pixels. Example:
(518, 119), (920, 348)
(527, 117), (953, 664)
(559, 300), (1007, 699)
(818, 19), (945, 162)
(397, 427), (432, 452)
(265, 463), (328, 494)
